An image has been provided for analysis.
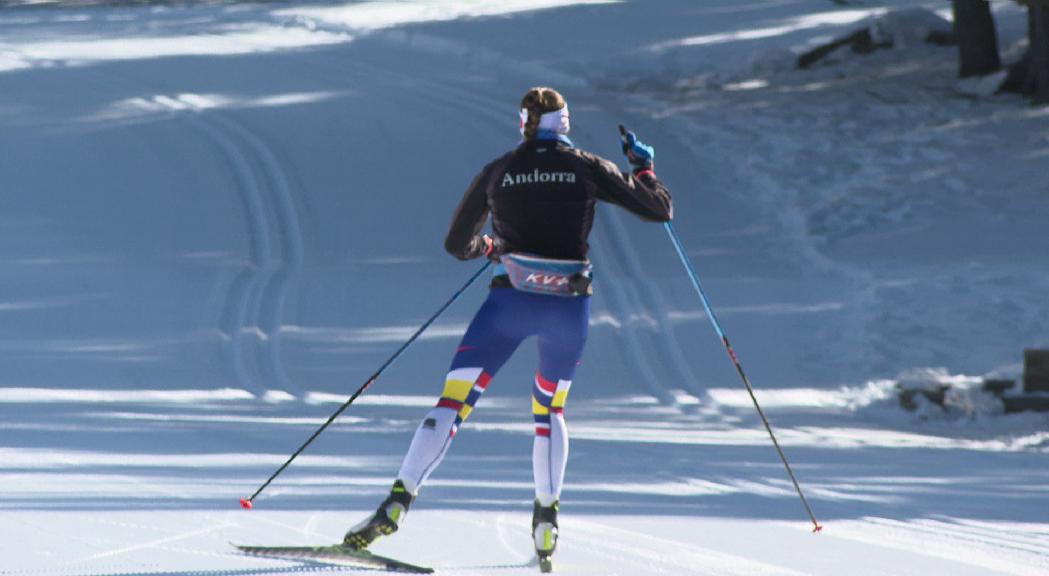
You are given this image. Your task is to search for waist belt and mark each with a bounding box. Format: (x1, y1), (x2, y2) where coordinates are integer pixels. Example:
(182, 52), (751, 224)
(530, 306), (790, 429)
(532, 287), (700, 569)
(497, 253), (592, 297)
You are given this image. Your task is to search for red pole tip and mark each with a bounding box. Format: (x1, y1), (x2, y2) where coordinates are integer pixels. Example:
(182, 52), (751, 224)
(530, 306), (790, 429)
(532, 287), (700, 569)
(240, 498), (254, 510)
(812, 524), (823, 533)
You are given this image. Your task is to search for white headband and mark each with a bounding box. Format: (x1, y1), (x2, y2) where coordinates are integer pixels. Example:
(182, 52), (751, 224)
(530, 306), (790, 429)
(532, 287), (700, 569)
(519, 105), (570, 137)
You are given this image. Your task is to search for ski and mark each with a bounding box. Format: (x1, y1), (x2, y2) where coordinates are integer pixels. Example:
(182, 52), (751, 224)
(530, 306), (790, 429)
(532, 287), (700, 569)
(232, 543), (434, 574)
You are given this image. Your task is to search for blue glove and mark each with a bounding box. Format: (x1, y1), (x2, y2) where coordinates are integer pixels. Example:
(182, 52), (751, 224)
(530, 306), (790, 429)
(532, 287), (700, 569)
(619, 127), (655, 171)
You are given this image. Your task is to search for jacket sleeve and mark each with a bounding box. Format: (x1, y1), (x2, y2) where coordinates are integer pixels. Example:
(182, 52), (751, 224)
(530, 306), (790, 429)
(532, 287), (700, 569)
(444, 164), (493, 260)
(591, 155), (673, 222)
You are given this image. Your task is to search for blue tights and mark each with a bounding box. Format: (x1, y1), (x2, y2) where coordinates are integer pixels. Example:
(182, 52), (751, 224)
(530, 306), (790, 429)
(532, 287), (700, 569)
(397, 287), (590, 503)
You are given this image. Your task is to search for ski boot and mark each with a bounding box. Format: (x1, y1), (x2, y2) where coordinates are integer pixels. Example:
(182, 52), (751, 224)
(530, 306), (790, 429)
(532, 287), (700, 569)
(532, 499), (559, 573)
(343, 480), (415, 550)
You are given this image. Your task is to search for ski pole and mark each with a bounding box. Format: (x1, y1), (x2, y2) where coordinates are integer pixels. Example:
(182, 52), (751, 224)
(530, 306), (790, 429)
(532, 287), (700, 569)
(240, 260), (492, 509)
(662, 220), (822, 532)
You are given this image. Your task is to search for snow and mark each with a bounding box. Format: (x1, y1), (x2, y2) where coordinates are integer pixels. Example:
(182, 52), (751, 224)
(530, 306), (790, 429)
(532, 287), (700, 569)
(272, 0), (620, 32)
(2, 1), (1048, 575)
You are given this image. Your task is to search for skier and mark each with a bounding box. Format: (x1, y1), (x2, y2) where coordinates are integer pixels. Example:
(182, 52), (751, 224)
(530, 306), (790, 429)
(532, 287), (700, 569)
(343, 87), (672, 571)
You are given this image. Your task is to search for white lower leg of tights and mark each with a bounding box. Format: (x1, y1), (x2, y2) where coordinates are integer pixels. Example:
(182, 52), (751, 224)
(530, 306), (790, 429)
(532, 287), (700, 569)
(533, 412), (568, 506)
(396, 407), (458, 494)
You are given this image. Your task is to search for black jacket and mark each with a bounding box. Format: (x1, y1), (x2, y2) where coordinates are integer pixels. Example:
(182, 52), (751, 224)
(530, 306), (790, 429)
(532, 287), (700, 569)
(445, 139), (672, 261)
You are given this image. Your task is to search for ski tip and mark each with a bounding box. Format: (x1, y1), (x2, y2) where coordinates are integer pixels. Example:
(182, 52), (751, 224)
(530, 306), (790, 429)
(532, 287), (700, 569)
(239, 498), (254, 510)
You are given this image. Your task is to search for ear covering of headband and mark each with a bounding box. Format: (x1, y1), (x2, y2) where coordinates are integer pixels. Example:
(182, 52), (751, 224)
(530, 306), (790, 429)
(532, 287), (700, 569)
(519, 105), (570, 137)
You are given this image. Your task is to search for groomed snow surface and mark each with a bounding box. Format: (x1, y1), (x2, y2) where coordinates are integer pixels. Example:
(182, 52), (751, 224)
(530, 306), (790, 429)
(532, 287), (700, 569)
(2, 1), (1048, 575)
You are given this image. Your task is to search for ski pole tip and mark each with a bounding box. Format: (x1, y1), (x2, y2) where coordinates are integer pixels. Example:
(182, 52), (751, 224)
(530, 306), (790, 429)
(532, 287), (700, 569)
(239, 498), (254, 510)
(812, 523), (823, 533)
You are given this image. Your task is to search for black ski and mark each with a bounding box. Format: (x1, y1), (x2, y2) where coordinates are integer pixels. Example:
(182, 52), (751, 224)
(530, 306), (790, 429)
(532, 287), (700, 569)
(233, 543), (434, 573)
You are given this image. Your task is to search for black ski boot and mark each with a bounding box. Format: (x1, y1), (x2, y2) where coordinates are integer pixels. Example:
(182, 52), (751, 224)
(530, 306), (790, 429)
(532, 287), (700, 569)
(343, 480), (415, 550)
(532, 499), (559, 573)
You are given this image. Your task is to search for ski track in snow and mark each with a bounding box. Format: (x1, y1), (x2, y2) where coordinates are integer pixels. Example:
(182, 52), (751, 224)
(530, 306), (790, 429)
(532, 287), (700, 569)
(141, 86), (307, 396)
(78, 61), (308, 396)
(594, 205), (707, 405)
(835, 517), (1049, 576)
(566, 518), (813, 576)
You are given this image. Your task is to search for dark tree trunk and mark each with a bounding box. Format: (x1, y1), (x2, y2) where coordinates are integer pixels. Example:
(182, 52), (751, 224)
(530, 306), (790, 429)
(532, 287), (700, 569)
(952, 0), (1002, 77)
(1002, 3), (1049, 103)
(1031, 4), (1049, 102)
